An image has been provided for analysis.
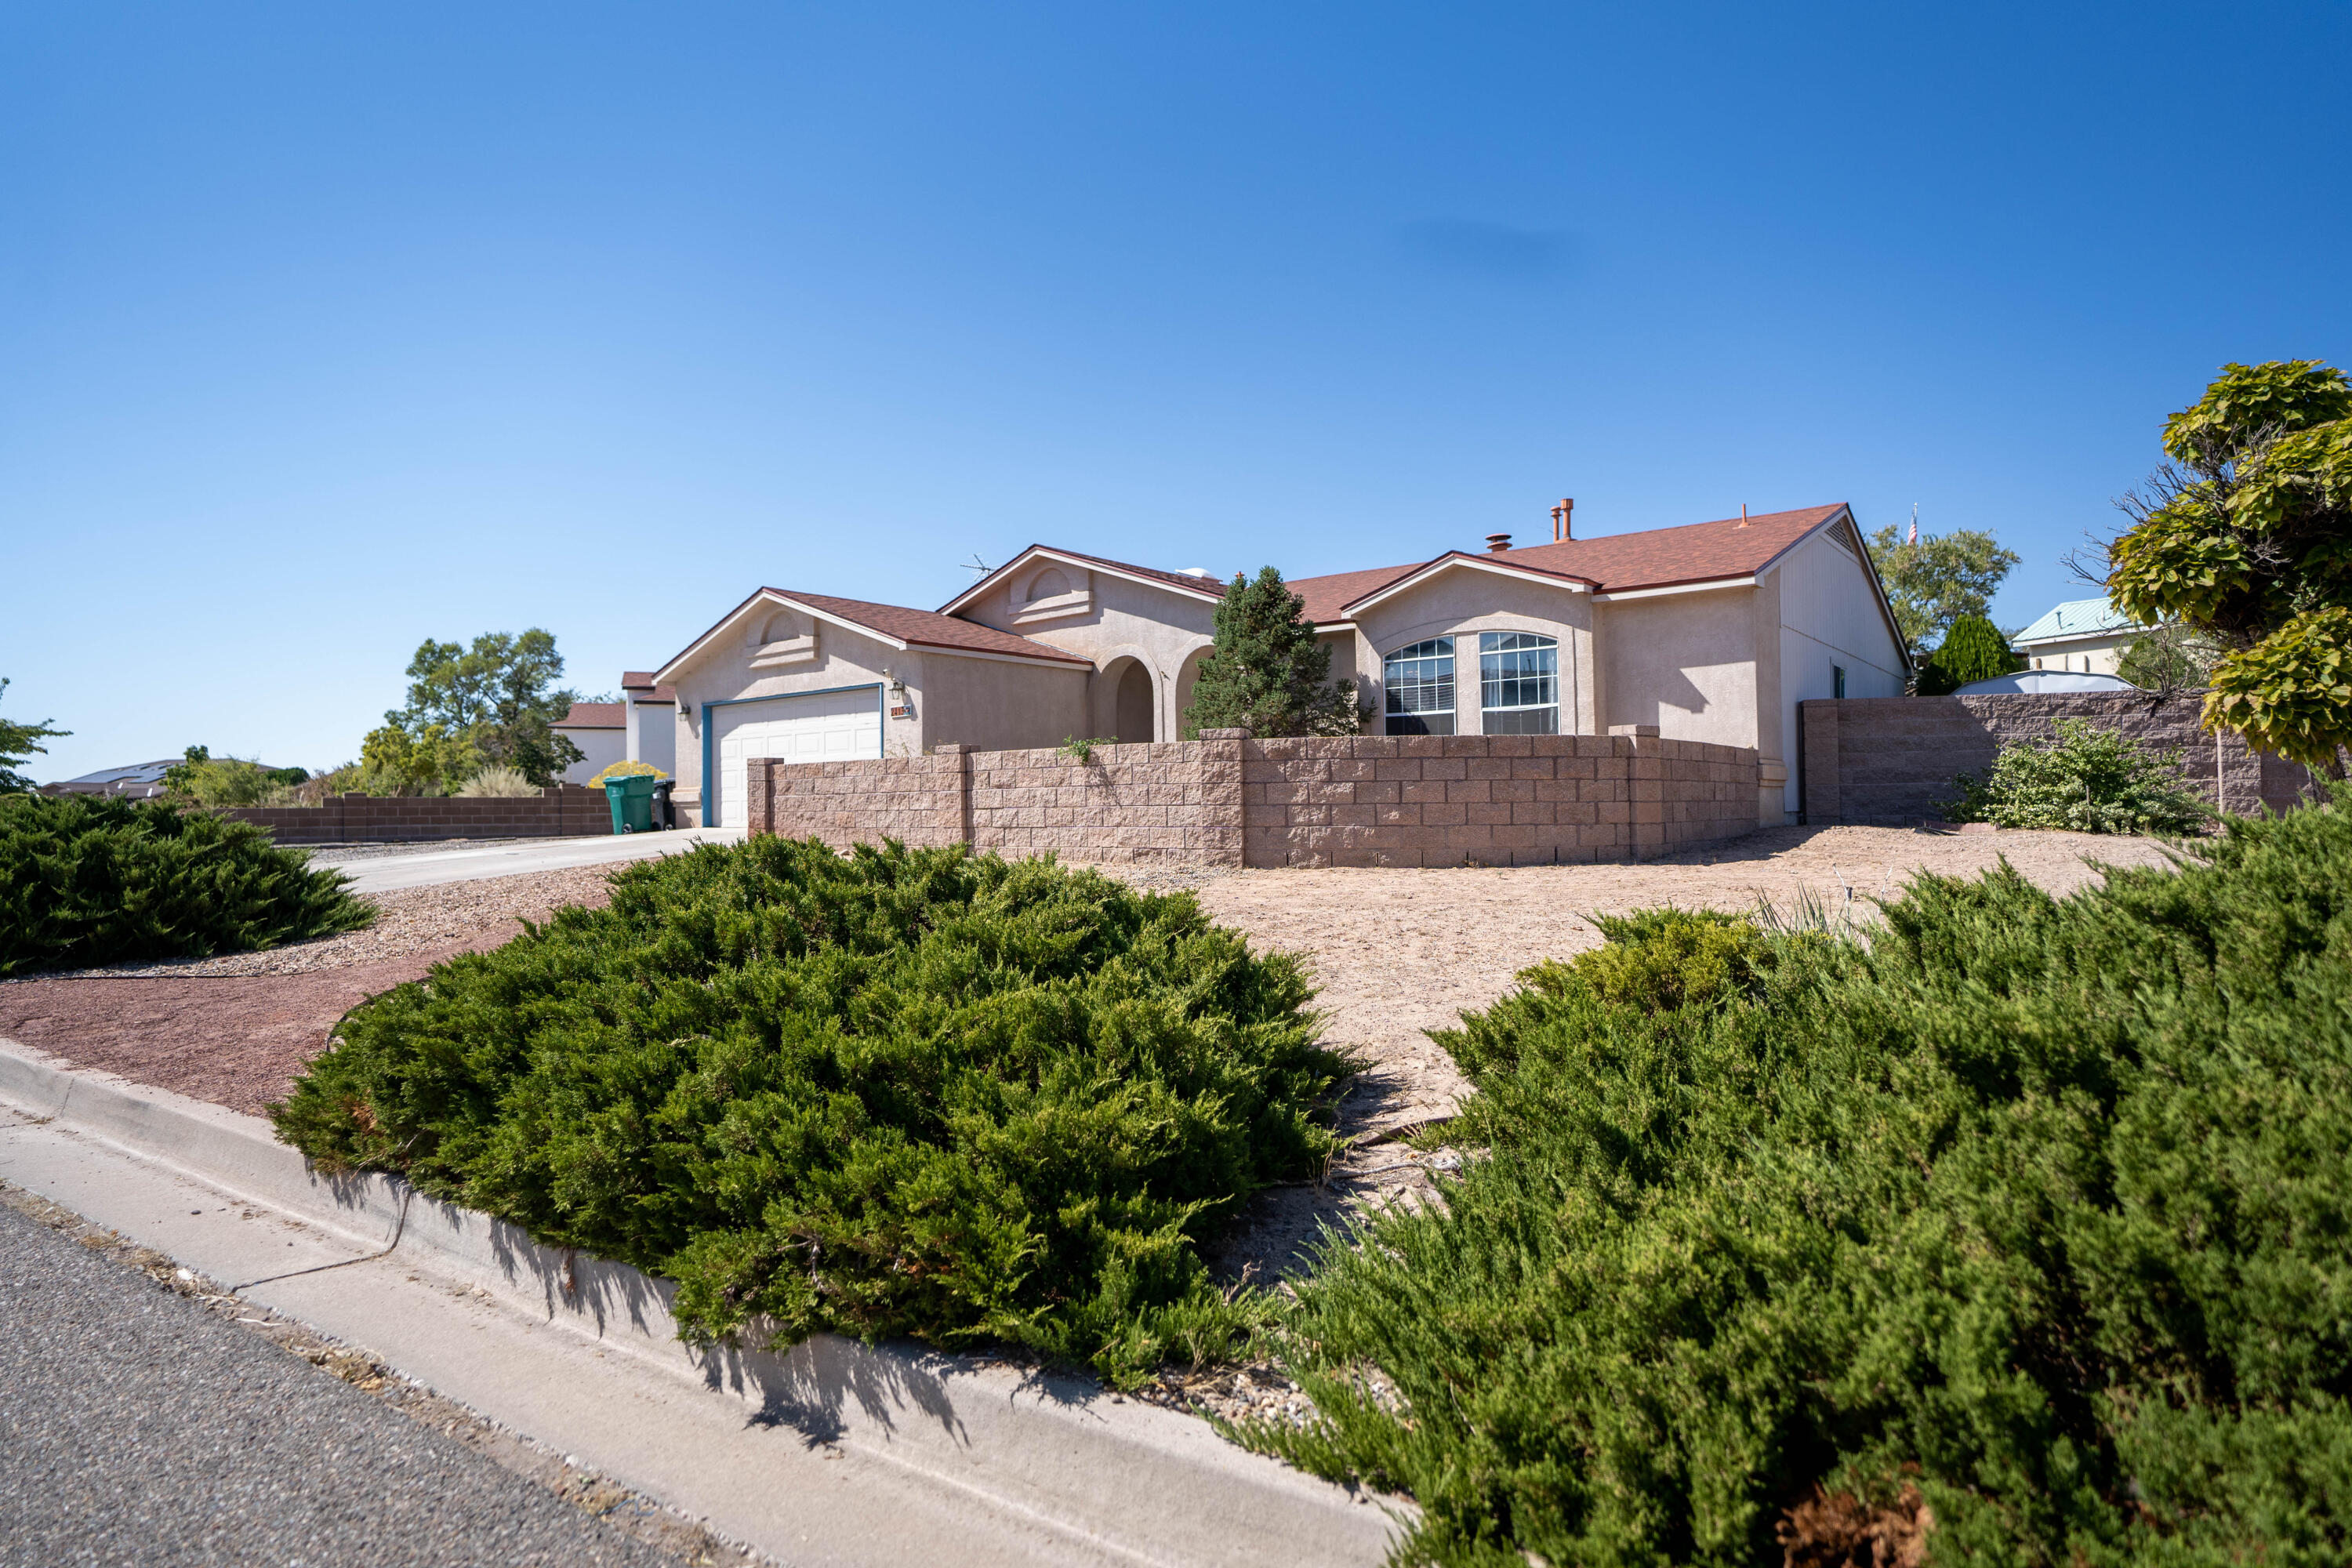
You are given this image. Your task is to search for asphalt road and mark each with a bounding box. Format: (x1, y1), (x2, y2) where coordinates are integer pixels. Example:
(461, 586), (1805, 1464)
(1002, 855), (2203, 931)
(0, 1203), (677, 1568)
(317, 827), (743, 895)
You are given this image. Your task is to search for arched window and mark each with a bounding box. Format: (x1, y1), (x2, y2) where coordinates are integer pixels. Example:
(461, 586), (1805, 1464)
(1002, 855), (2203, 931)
(1384, 638), (1455, 735)
(1479, 632), (1558, 734)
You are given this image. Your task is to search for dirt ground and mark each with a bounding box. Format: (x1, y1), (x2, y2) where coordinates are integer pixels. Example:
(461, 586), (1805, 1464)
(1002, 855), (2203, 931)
(1, 826), (2181, 1254)
(1188, 823), (2182, 1283)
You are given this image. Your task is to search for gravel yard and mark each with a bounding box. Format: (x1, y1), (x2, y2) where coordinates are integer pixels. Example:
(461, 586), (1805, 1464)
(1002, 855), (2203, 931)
(1, 823), (2180, 1243)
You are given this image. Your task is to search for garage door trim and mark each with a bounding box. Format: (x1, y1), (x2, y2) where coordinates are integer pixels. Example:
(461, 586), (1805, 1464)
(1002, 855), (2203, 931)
(702, 682), (885, 829)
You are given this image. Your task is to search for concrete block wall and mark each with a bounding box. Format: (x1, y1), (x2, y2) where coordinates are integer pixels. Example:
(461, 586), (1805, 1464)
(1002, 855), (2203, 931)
(1240, 733), (1762, 868)
(755, 750), (967, 850)
(749, 730), (1762, 868)
(1801, 693), (2321, 826)
(967, 738), (1245, 866)
(219, 786), (619, 844)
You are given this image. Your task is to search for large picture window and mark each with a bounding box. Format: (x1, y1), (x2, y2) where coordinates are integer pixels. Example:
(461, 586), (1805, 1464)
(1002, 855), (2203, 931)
(1479, 632), (1559, 734)
(1383, 638), (1455, 735)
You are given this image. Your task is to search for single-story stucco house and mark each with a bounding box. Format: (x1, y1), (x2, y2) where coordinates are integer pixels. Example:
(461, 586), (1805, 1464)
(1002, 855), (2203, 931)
(639, 502), (1909, 829)
(550, 702), (627, 786)
(2013, 597), (2158, 676)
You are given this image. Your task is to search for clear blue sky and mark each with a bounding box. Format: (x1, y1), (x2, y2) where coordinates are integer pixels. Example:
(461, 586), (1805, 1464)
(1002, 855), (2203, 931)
(5, 2), (2349, 780)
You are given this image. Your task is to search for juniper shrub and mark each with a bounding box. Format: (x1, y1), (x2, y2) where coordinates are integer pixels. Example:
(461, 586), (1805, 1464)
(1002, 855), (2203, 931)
(1247, 796), (2352, 1566)
(0, 793), (371, 975)
(272, 837), (1348, 1382)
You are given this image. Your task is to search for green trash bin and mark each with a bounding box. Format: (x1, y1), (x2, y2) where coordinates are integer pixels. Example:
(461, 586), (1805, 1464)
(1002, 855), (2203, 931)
(603, 773), (659, 834)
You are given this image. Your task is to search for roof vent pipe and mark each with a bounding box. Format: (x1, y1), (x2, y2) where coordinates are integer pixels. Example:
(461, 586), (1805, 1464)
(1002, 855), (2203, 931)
(1738, 503), (1751, 528)
(1486, 532), (1512, 553)
(1552, 498), (1574, 541)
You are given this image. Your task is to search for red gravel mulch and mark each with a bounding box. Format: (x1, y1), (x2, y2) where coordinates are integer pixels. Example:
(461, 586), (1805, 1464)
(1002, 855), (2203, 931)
(0, 946), (467, 1118)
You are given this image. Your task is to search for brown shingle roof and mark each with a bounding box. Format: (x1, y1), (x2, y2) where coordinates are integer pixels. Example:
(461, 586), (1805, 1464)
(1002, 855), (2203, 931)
(1286, 504), (1849, 621)
(1289, 563), (1424, 625)
(555, 702), (625, 729)
(619, 673), (678, 702)
(774, 590), (1094, 665)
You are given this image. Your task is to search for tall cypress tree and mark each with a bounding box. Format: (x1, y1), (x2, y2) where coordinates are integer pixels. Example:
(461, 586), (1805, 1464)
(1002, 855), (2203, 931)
(1181, 568), (1363, 738)
(1916, 614), (2025, 694)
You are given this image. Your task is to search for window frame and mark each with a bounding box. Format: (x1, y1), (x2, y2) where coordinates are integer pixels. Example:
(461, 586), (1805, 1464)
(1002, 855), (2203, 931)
(1477, 630), (1559, 735)
(1382, 637), (1457, 735)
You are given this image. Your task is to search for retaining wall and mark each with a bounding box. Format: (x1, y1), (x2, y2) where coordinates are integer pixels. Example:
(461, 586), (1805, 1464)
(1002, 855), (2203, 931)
(218, 786), (618, 844)
(1799, 693), (2321, 826)
(753, 729), (1762, 868)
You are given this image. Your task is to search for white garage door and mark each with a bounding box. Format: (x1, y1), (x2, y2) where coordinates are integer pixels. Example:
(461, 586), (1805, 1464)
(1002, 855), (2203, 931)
(712, 686), (882, 829)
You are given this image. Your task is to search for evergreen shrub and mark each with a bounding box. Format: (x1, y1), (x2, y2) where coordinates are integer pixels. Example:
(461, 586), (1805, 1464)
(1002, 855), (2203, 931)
(273, 837), (1348, 1382)
(0, 794), (372, 975)
(1915, 612), (2025, 694)
(1945, 716), (2212, 833)
(1247, 792), (2352, 1566)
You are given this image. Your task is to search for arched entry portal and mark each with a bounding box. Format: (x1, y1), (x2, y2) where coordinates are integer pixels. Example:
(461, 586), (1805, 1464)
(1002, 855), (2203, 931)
(1174, 644), (1213, 737)
(1112, 659), (1154, 743)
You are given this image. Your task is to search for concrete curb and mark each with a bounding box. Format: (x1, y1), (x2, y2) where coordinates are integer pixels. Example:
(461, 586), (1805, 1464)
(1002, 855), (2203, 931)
(0, 1040), (1402, 1566)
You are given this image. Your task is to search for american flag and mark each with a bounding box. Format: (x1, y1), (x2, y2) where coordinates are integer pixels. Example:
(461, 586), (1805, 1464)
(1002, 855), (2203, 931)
(1907, 505), (1919, 546)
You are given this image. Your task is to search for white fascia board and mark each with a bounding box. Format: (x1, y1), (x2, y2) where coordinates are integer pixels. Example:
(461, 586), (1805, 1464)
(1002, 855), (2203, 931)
(938, 546), (1224, 618)
(1592, 575), (1757, 603)
(905, 643), (1093, 673)
(1312, 621), (1358, 633)
(1343, 556), (1593, 618)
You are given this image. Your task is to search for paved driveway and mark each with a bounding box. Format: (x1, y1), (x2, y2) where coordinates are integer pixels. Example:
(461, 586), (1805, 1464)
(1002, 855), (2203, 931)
(320, 829), (743, 895)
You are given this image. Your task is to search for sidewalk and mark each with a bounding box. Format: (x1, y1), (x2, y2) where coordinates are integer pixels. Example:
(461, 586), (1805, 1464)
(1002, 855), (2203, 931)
(0, 1040), (1401, 1568)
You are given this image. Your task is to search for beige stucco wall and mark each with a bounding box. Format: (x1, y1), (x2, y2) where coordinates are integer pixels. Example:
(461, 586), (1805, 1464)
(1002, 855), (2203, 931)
(663, 595), (1087, 824)
(1346, 564), (1598, 736)
(1766, 530), (1907, 814)
(956, 558), (1222, 740)
(1595, 585), (1762, 748)
(2022, 635), (2130, 676)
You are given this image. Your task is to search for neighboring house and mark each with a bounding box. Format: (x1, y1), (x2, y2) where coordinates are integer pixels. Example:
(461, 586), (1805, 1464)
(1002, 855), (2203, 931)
(2013, 597), (2156, 676)
(550, 702), (627, 786)
(646, 503), (1908, 827)
(619, 673), (677, 779)
(40, 760), (179, 798)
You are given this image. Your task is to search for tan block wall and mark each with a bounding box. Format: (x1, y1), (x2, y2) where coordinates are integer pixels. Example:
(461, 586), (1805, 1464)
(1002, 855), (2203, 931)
(1240, 733), (1760, 868)
(749, 731), (1759, 869)
(1799, 693), (2325, 825)
(754, 750), (968, 849)
(218, 786), (621, 844)
(967, 740), (1243, 865)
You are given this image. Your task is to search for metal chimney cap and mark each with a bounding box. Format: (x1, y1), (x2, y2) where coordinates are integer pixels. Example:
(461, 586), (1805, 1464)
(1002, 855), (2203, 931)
(1485, 532), (1512, 553)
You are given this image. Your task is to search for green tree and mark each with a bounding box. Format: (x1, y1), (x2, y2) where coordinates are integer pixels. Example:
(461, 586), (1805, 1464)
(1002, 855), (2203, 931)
(160, 746), (313, 807)
(2107, 359), (2352, 771)
(0, 678), (69, 793)
(1867, 524), (2021, 653)
(1914, 613), (2025, 695)
(1181, 568), (1361, 738)
(2116, 622), (2220, 693)
(386, 629), (584, 788)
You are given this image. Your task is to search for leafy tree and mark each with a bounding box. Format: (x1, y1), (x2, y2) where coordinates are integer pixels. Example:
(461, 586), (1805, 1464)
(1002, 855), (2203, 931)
(378, 629), (584, 789)
(1867, 524), (2020, 652)
(1181, 568), (1361, 738)
(2107, 359), (2352, 772)
(0, 678), (69, 793)
(1914, 613), (2024, 695)
(2116, 622), (2220, 693)
(162, 746), (284, 808)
